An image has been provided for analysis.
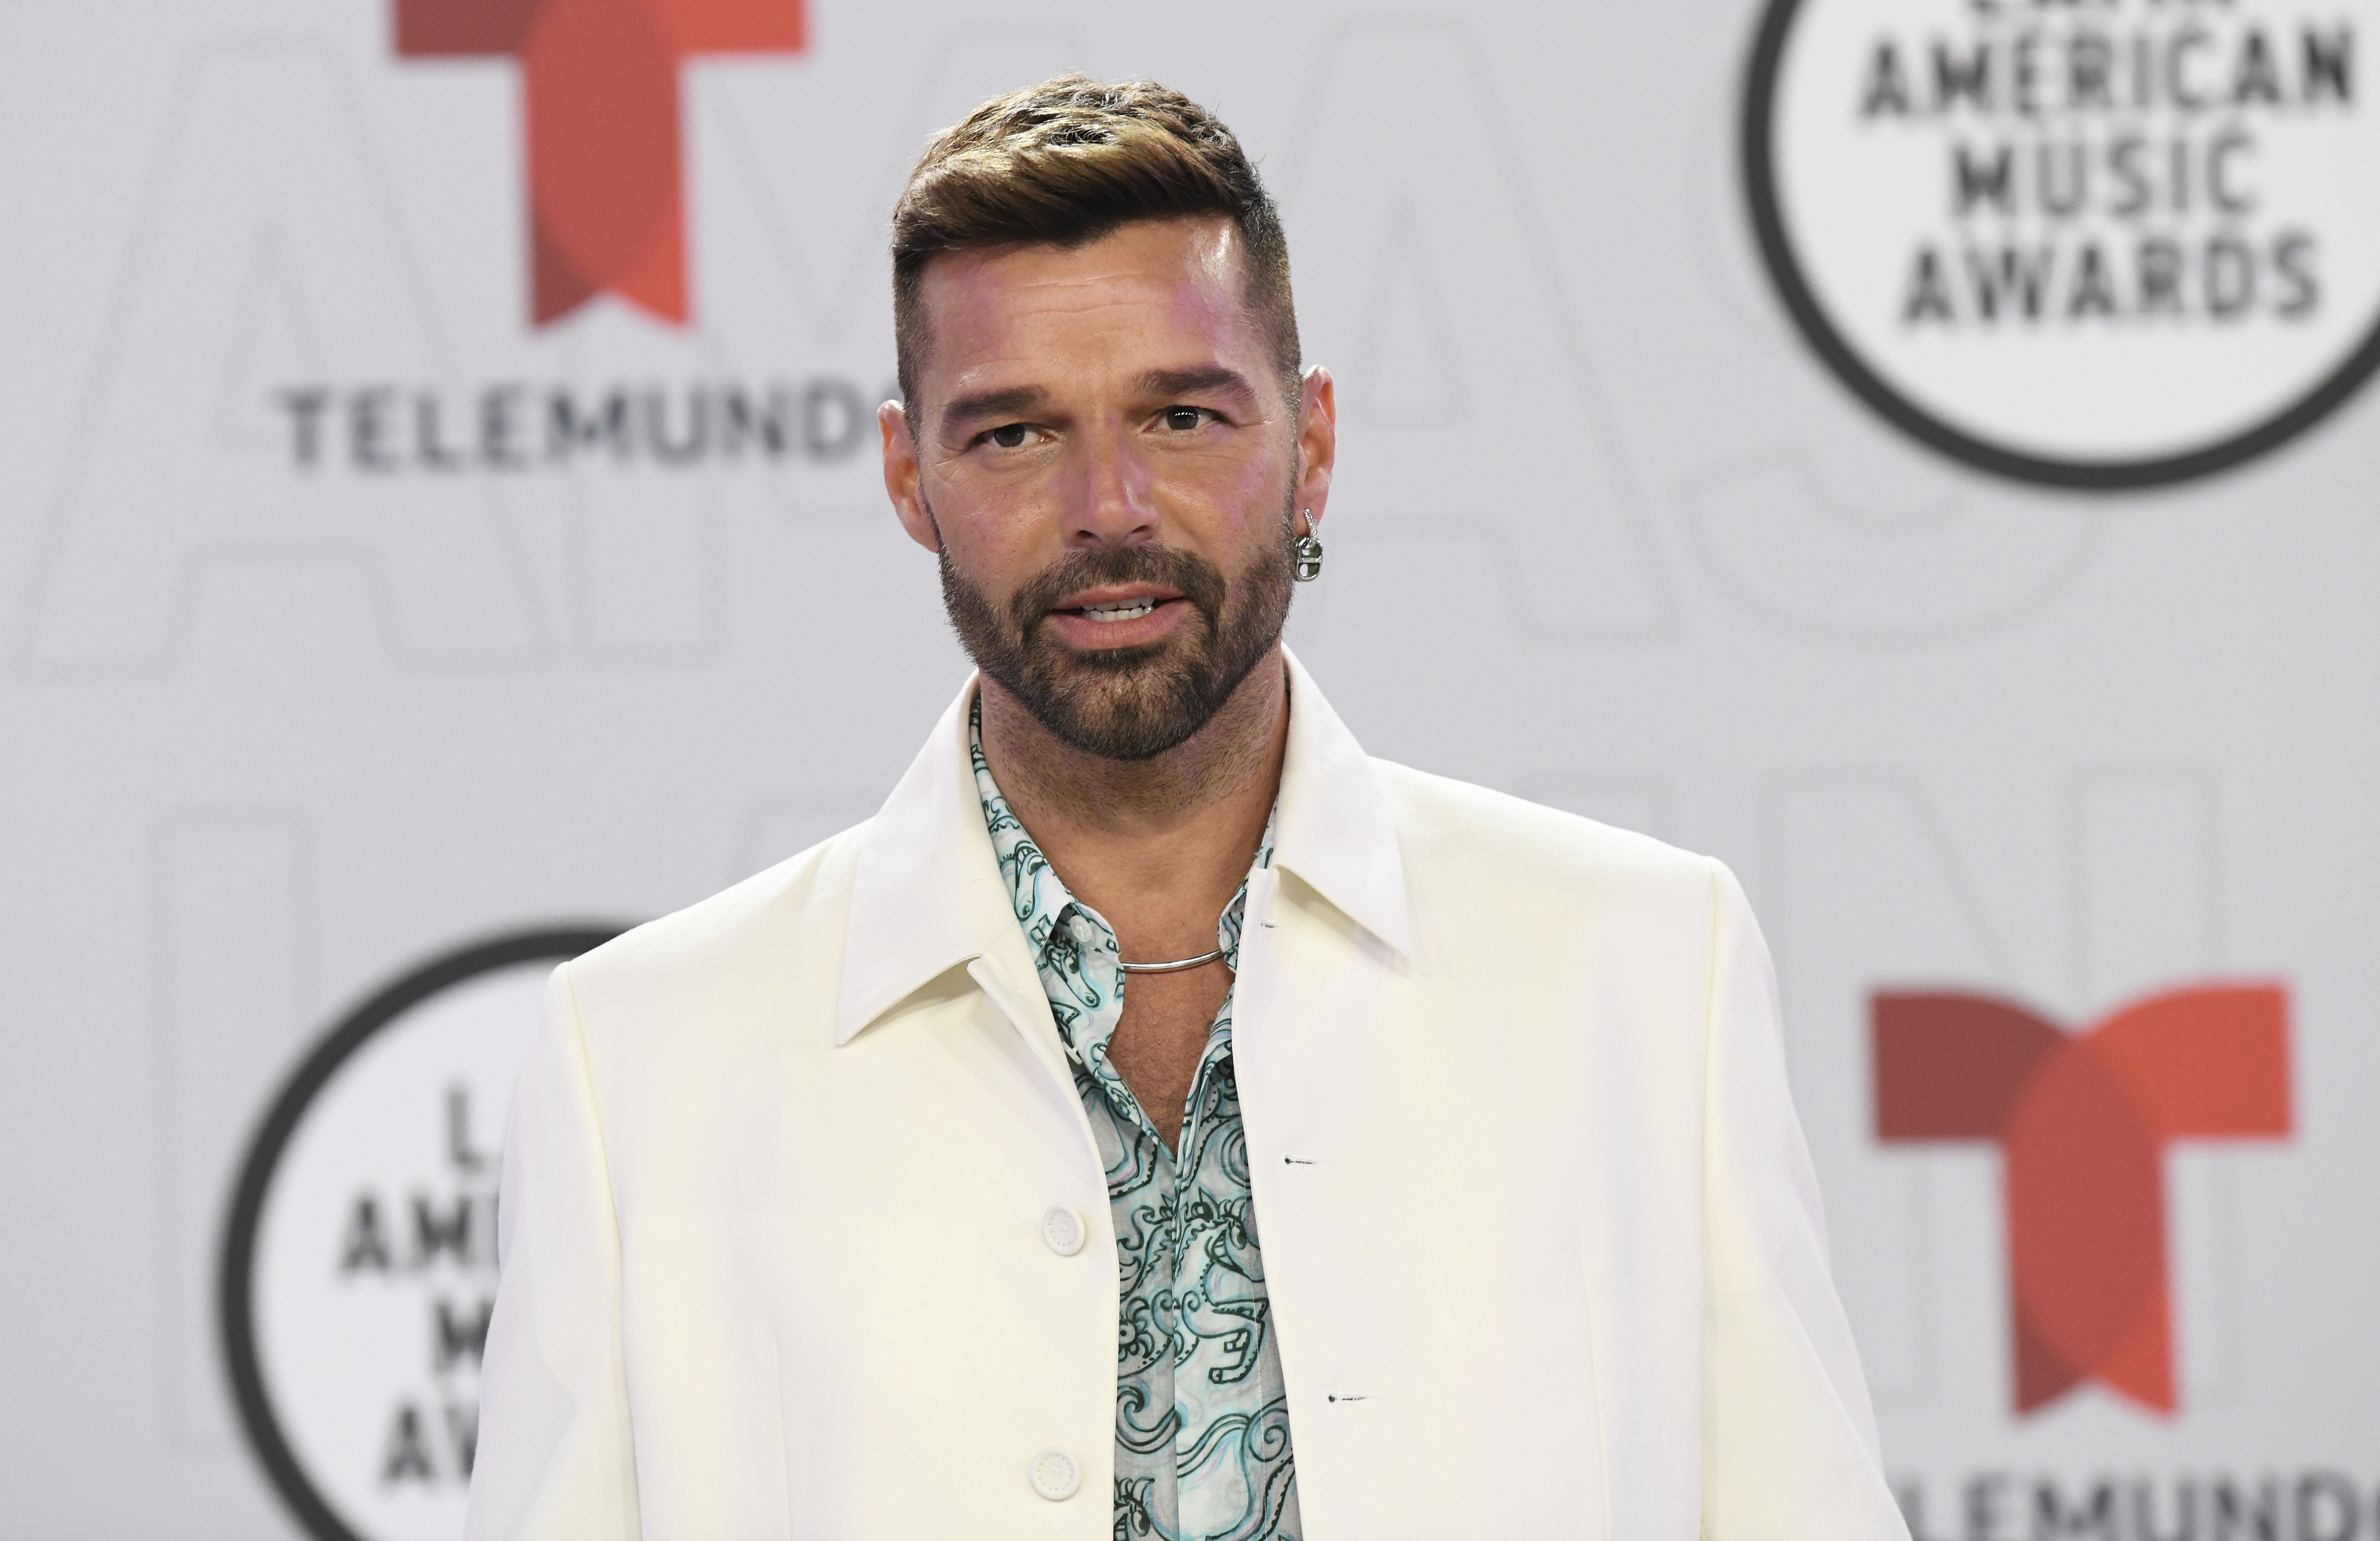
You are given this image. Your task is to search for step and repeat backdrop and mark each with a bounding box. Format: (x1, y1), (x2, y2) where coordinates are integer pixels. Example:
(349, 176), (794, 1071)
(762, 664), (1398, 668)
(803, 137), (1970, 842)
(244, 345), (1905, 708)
(3, 0), (2377, 1536)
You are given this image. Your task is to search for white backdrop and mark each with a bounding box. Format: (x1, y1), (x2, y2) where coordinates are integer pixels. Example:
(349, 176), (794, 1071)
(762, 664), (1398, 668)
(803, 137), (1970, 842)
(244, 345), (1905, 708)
(2, 1), (2375, 1535)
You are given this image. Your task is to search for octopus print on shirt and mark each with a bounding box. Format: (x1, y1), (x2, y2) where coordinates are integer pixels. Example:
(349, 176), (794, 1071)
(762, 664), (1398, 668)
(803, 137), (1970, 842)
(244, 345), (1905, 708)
(971, 699), (1300, 1541)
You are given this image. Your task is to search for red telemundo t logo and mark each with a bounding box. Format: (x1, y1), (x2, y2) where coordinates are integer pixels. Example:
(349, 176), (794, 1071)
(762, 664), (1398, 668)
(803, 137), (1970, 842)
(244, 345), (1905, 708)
(1873, 985), (2290, 1416)
(395, 0), (807, 325)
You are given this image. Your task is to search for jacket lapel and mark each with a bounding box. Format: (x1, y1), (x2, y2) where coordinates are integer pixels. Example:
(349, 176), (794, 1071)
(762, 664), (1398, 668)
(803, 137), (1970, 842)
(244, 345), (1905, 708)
(835, 674), (1008, 1045)
(1269, 649), (1412, 958)
(833, 676), (1081, 1100)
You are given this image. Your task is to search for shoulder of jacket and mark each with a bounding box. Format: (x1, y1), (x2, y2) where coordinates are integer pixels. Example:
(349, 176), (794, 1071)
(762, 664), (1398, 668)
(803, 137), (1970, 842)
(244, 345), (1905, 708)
(1369, 757), (1718, 895)
(563, 816), (873, 1004)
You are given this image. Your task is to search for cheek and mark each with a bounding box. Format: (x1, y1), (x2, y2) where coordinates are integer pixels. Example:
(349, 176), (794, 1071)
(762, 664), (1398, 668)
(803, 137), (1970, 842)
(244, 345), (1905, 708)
(933, 485), (1054, 587)
(1194, 453), (1294, 538)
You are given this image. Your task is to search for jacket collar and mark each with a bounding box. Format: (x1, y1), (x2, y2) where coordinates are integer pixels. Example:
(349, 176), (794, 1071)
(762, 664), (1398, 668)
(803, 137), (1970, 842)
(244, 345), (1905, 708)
(1269, 648), (1411, 959)
(834, 647), (1410, 1046)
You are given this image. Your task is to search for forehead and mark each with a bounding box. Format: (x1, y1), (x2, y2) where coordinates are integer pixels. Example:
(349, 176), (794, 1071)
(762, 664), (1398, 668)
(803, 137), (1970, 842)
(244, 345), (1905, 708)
(912, 217), (1264, 403)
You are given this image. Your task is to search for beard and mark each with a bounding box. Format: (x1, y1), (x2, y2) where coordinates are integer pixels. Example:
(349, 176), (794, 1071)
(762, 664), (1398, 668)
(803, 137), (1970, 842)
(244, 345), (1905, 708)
(936, 493), (1297, 762)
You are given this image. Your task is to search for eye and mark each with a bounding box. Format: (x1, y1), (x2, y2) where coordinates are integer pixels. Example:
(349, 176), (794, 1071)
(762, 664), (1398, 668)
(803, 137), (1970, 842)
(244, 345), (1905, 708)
(988, 423), (1030, 449)
(1161, 407), (1207, 431)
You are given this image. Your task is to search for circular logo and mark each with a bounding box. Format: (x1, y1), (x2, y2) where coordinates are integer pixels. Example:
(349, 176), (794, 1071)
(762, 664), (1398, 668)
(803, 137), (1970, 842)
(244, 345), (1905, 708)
(220, 926), (623, 1541)
(1744, 0), (2380, 487)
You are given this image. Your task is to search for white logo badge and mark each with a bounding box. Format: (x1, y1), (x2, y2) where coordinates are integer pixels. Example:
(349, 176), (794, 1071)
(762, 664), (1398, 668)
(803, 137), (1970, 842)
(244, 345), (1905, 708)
(222, 928), (619, 1541)
(1745, 0), (2380, 485)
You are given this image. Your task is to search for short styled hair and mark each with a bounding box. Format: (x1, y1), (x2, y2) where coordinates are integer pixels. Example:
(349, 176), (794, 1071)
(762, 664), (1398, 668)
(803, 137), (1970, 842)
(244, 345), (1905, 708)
(890, 75), (1299, 414)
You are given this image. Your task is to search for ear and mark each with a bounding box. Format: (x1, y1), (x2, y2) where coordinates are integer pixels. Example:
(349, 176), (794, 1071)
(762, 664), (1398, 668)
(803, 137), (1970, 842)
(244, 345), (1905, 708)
(1294, 366), (1338, 528)
(879, 399), (942, 554)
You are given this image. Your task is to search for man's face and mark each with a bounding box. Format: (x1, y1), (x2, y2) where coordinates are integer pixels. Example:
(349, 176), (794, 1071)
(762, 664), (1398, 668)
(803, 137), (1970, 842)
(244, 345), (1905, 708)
(881, 217), (1334, 761)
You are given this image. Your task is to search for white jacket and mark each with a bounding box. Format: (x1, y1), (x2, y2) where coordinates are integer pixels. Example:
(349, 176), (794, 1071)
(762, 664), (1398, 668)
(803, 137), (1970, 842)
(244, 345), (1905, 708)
(467, 654), (1909, 1540)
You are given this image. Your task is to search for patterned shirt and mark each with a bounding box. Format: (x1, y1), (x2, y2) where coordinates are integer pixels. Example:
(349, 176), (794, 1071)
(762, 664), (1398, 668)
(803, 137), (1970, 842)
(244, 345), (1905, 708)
(971, 700), (1301, 1541)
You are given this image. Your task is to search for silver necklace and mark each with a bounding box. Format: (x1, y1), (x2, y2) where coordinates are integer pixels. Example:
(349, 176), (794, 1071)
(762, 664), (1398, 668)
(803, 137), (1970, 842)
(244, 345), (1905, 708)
(1116, 947), (1228, 975)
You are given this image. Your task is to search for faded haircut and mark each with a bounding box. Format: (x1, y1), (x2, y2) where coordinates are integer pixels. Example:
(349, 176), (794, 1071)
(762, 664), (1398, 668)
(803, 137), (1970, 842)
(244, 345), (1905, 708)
(889, 75), (1299, 417)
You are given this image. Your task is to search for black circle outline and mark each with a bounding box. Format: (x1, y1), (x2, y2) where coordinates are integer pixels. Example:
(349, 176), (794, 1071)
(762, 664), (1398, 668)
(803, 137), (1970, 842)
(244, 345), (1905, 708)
(219, 923), (628, 1541)
(1741, 0), (2380, 489)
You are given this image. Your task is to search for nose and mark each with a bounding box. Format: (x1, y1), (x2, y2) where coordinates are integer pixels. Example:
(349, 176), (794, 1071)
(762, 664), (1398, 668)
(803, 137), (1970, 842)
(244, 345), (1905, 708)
(1064, 420), (1161, 551)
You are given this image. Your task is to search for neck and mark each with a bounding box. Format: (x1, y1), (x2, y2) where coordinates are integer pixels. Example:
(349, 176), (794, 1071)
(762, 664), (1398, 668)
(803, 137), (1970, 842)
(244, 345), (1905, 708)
(978, 648), (1289, 957)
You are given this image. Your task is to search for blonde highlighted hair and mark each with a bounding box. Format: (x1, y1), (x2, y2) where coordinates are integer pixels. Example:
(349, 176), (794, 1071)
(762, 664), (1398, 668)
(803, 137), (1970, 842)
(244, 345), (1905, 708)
(890, 75), (1299, 412)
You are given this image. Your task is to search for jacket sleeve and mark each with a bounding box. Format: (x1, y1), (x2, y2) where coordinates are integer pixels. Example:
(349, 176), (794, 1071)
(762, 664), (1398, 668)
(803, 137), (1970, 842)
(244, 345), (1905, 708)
(1700, 861), (1910, 1539)
(465, 964), (642, 1541)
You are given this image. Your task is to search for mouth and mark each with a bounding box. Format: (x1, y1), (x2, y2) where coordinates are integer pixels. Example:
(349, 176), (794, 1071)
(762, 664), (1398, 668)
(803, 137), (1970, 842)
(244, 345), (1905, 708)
(1050, 586), (1183, 626)
(1073, 597), (1163, 623)
(1033, 581), (1196, 652)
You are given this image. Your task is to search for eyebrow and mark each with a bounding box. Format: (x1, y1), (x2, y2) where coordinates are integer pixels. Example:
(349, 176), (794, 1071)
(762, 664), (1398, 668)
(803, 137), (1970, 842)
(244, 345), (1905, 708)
(937, 364), (1261, 436)
(1138, 364), (1259, 404)
(939, 383), (1051, 430)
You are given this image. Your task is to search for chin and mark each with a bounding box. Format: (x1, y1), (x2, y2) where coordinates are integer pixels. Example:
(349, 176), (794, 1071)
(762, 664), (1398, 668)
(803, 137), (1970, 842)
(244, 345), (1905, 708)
(1017, 649), (1223, 761)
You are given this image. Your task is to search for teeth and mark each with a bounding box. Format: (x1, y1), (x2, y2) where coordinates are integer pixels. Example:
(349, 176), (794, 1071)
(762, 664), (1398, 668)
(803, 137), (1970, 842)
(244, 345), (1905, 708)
(1081, 599), (1158, 622)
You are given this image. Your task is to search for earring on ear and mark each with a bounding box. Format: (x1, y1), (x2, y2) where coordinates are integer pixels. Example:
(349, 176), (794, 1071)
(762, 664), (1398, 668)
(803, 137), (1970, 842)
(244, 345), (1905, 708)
(1292, 508), (1324, 582)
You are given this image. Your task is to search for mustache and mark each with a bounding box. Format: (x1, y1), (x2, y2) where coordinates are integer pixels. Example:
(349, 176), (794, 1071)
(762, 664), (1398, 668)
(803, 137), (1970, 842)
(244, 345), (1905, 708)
(1008, 545), (1230, 634)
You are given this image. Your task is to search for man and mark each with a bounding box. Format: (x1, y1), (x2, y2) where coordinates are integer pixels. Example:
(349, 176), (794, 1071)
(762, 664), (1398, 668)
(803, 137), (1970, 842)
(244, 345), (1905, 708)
(468, 77), (1909, 1540)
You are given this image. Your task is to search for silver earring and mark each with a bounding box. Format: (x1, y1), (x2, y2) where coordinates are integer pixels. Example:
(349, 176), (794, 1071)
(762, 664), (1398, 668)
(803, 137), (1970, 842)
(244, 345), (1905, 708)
(1292, 509), (1324, 582)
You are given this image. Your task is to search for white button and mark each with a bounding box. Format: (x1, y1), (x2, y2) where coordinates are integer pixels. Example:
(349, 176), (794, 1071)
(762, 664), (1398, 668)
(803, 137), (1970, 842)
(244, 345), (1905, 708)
(1040, 1203), (1086, 1257)
(1028, 1447), (1081, 1501)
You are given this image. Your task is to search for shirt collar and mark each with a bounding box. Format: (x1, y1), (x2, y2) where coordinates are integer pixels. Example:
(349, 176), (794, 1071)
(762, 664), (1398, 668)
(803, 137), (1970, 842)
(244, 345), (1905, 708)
(834, 646), (1410, 1047)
